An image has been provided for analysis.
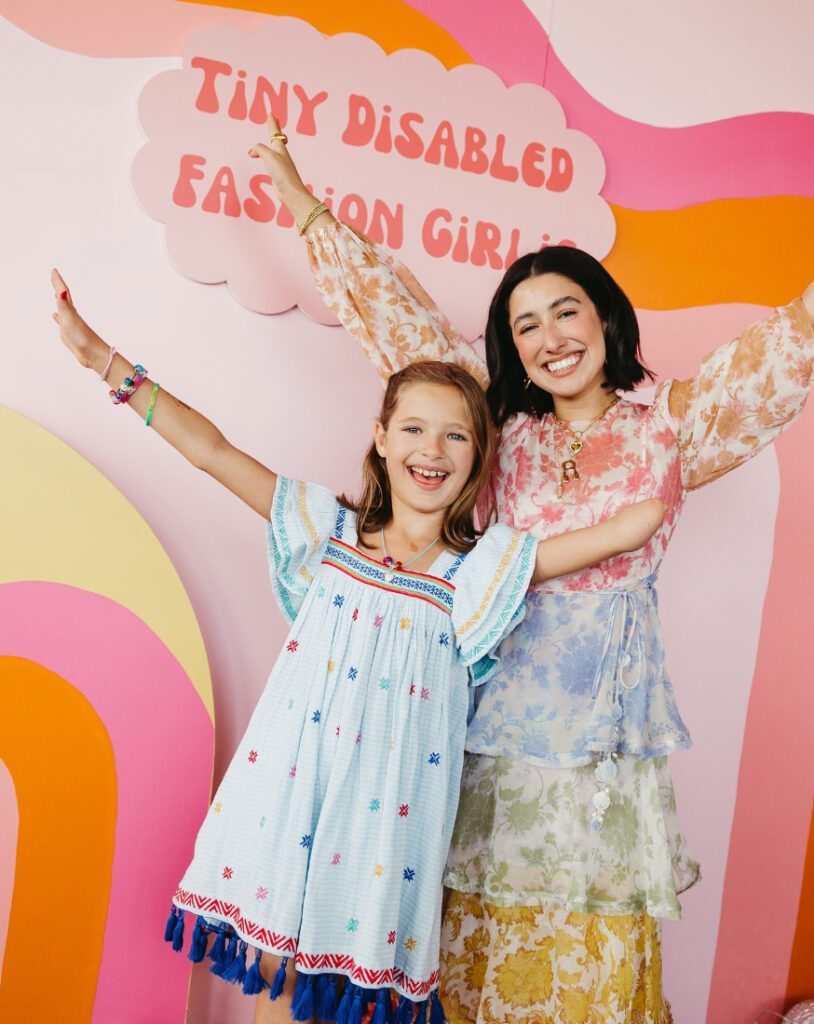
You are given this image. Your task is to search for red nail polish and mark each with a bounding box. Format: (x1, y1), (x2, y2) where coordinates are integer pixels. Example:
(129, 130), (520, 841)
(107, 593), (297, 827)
(60, 290), (68, 300)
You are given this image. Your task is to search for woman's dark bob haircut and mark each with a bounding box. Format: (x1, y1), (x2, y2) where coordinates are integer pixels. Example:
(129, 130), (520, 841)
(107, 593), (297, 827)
(484, 246), (653, 425)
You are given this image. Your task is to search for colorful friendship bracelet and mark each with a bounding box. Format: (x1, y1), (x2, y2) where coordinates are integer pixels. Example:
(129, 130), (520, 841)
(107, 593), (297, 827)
(145, 382), (160, 427)
(110, 364), (147, 405)
(100, 346), (116, 382)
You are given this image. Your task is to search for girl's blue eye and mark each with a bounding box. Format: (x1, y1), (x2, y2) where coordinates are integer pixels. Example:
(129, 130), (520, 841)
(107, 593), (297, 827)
(404, 425), (420, 433)
(448, 433), (467, 442)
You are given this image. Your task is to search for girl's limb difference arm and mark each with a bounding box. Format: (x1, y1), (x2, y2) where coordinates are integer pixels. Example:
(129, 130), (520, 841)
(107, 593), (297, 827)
(531, 500), (665, 584)
(51, 271), (277, 519)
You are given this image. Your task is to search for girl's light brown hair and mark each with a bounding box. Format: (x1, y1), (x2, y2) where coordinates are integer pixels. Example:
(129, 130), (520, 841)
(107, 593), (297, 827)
(341, 360), (496, 554)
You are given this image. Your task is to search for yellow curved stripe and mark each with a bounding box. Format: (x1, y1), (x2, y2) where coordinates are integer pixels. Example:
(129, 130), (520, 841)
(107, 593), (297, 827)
(0, 657), (115, 1021)
(607, 197), (814, 310)
(180, 0), (473, 67)
(0, 407), (213, 720)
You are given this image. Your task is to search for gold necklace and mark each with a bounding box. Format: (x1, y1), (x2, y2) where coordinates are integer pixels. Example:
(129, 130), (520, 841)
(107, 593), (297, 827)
(552, 396), (620, 499)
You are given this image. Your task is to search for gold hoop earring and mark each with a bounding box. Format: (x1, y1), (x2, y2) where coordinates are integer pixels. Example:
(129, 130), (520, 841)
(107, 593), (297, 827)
(523, 376), (532, 390)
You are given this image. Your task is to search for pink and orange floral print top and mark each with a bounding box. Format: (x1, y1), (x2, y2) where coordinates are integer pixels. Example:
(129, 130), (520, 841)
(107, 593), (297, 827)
(305, 222), (814, 767)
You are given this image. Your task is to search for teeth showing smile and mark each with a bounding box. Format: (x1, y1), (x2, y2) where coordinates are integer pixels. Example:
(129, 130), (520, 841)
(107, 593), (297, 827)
(546, 352), (582, 373)
(410, 467), (448, 479)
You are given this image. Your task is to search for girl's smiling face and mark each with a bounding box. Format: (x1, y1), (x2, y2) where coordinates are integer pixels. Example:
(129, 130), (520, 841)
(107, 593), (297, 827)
(508, 272), (608, 405)
(374, 382), (477, 516)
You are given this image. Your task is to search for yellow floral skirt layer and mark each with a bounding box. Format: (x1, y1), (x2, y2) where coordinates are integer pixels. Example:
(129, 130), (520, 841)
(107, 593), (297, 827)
(441, 891), (673, 1024)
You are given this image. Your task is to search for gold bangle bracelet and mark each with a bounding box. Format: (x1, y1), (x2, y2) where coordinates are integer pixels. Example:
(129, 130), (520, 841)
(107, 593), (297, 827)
(297, 202), (329, 236)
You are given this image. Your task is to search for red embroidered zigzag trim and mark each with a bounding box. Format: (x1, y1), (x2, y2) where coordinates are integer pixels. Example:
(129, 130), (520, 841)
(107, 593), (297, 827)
(174, 888), (438, 995)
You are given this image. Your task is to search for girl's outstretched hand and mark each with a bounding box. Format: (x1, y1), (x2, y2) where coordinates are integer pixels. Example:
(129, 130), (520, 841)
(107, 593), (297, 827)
(248, 113), (331, 226)
(612, 499), (666, 553)
(51, 269), (106, 371)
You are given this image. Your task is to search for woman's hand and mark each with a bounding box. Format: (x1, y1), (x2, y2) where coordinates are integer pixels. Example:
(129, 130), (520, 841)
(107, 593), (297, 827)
(51, 269), (108, 373)
(611, 499), (666, 553)
(249, 113), (332, 228)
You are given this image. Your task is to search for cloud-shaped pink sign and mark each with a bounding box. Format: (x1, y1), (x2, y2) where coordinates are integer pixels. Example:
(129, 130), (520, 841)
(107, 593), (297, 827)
(132, 17), (614, 339)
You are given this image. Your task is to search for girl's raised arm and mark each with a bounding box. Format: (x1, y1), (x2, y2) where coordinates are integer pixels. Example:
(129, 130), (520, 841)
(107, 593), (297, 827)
(532, 499), (665, 584)
(51, 271), (277, 519)
(250, 116), (487, 389)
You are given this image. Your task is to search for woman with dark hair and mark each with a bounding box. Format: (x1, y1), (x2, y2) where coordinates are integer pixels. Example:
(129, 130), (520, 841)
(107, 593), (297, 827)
(250, 124), (814, 1023)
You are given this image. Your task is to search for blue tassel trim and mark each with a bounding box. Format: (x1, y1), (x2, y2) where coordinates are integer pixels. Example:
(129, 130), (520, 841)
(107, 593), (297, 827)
(370, 988), (389, 1024)
(208, 929), (229, 976)
(429, 990), (446, 1024)
(415, 998), (428, 1024)
(242, 948), (268, 996)
(187, 917), (209, 963)
(269, 956), (288, 1000)
(336, 982), (356, 1024)
(163, 905), (178, 943)
(291, 972), (318, 1021)
(171, 908), (185, 952)
(394, 995), (412, 1024)
(315, 973), (339, 1021)
(222, 940), (248, 985)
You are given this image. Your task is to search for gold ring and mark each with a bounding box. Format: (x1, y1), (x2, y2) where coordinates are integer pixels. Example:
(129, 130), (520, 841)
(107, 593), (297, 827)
(270, 132), (288, 145)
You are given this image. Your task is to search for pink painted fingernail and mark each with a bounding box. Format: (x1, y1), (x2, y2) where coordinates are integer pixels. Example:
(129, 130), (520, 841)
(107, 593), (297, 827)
(60, 290), (68, 300)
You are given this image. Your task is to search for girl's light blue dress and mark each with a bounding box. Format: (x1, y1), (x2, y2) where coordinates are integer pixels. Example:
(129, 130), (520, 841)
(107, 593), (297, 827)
(170, 477), (537, 1013)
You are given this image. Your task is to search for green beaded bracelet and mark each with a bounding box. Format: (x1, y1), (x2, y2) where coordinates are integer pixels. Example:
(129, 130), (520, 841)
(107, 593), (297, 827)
(145, 382), (160, 427)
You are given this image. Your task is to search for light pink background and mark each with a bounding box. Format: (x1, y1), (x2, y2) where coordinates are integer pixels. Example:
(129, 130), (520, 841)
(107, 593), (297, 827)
(0, 6), (811, 1022)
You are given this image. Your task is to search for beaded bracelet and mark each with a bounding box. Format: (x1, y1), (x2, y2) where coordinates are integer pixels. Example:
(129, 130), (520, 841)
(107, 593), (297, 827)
(100, 346), (116, 382)
(110, 365), (147, 405)
(145, 382), (160, 427)
(296, 202), (329, 236)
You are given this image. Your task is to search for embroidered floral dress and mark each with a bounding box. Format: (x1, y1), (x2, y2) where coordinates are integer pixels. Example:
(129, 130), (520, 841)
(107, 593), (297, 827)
(304, 221), (814, 1024)
(171, 476), (537, 1017)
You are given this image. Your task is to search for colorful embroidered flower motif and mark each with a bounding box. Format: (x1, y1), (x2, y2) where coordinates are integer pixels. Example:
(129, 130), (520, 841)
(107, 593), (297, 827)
(259, 816), (266, 828)
(399, 616), (410, 631)
(300, 834), (312, 848)
(256, 886), (269, 900)
(333, 594), (345, 608)
(335, 725), (341, 737)
(317, 586), (325, 599)
(331, 852), (341, 865)
(288, 765), (296, 777)
(374, 614), (384, 628)
(403, 867), (415, 882)
(311, 710), (321, 723)
(248, 750), (258, 763)
(409, 683), (416, 696)
(378, 677), (390, 690)
(213, 802), (223, 814)
(348, 666), (358, 681)
(286, 640), (299, 652)
(387, 930), (396, 945)
(420, 687), (430, 701)
(355, 732), (362, 745)
(405, 937), (417, 951)
(369, 799), (381, 812)
(346, 918), (359, 932)
(399, 803), (410, 817)
(428, 752), (441, 766)
(352, 607), (359, 621)
(222, 866), (233, 879)
(374, 864), (384, 877)
(438, 632), (450, 647)
(327, 660), (336, 674)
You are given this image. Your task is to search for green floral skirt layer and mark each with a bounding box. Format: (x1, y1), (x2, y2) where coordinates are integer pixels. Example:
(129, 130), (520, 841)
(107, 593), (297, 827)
(440, 753), (696, 1023)
(445, 753), (699, 919)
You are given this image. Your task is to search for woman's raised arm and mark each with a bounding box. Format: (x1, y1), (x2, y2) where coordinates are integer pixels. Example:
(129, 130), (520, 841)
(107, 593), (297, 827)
(250, 116), (488, 389)
(51, 271), (277, 519)
(658, 289), (814, 490)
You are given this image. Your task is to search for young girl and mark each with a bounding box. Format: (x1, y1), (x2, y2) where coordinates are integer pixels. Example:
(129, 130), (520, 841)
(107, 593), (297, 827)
(50, 274), (663, 1024)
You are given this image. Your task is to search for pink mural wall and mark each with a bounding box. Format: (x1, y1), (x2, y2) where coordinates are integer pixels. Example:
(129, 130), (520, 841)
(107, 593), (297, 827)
(0, 1), (811, 1021)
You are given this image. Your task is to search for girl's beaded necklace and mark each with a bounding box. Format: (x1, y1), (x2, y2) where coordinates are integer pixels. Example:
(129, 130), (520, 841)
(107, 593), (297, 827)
(552, 396), (620, 498)
(380, 527), (440, 583)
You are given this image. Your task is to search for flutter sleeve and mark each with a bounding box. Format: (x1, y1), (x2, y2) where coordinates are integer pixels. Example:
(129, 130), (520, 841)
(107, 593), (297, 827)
(306, 220), (488, 387)
(266, 476), (339, 623)
(655, 298), (814, 490)
(450, 524), (538, 685)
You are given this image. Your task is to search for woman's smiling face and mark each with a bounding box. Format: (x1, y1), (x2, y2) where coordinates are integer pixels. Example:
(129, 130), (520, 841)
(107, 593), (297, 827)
(508, 272), (608, 405)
